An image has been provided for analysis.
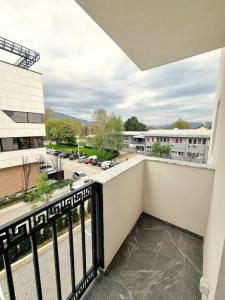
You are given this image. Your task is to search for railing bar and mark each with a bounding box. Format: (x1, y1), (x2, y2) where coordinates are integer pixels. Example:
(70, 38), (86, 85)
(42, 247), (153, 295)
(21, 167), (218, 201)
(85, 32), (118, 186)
(90, 194), (97, 273)
(3, 251), (16, 300)
(80, 202), (87, 278)
(30, 233), (43, 300)
(67, 211), (76, 292)
(52, 220), (62, 300)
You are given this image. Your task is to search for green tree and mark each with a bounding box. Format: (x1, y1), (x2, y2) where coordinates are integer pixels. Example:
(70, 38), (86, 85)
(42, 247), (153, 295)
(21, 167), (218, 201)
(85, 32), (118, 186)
(124, 116), (147, 131)
(170, 119), (192, 129)
(93, 113), (124, 151)
(26, 173), (53, 206)
(45, 119), (81, 145)
(149, 142), (171, 158)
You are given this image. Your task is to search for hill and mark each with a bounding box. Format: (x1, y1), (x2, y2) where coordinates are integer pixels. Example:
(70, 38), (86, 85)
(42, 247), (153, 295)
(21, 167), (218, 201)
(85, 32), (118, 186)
(52, 111), (92, 125)
(155, 121), (212, 129)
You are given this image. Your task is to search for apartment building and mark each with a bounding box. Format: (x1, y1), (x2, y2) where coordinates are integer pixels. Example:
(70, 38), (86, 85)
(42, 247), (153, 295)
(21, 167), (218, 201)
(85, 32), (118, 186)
(0, 60), (46, 197)
(124, 128), (211, 163)
(86, 128), (210, 163)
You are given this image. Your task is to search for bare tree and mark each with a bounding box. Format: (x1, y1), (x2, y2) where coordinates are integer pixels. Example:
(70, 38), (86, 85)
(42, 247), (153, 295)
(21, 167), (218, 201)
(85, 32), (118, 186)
(21, 157), (32, 195)
(51, 155), (63, 171)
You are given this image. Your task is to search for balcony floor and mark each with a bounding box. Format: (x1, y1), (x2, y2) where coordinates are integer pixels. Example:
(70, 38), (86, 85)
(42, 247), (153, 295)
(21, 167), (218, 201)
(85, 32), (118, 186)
(84, 214), (203, 300)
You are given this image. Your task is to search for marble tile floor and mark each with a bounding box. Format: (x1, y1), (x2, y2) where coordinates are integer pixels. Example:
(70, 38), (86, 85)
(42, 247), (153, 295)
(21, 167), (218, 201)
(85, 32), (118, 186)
(83, 213), (203, 300)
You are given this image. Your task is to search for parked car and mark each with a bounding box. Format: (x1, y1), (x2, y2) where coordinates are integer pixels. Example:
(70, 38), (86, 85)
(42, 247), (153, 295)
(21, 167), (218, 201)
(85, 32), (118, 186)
(96, 159), (104, 167)
(78, 156), (87, 163)
(101, 161), (115, 170)
(46, 148), (52, 154)
(59, 152), (70, 158)
(53, 150), (61, 156)
(91, 158), (98, 166)
(39, 164), (52, 170)
(72, 171), (90, 182)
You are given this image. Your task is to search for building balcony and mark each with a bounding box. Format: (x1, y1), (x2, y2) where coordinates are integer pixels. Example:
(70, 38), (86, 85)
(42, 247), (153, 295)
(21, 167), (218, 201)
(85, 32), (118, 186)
(0, 156), (214, 299)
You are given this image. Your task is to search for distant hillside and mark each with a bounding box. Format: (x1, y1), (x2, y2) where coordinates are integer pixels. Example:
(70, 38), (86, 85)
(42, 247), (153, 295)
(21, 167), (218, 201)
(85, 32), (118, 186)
(52, 111), (92, 125)
(155, 121), (212, 129)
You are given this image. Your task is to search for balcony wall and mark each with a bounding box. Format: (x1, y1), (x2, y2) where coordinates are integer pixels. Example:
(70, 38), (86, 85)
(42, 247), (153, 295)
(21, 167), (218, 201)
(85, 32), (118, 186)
(92, 156), (215, 270)
(143, 158), (214, 236)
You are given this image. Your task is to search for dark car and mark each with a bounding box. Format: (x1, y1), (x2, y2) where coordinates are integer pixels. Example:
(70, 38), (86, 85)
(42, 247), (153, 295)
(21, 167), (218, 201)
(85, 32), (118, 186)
(96, 159), (104, 167)
(91, 158), (98, 166)
(69, 154), (79, 160)
(53, 150), (61, 156)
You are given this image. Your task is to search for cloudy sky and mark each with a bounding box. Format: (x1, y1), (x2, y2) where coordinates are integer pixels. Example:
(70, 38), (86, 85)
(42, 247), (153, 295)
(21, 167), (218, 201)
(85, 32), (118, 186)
(0, 0), (221, 125)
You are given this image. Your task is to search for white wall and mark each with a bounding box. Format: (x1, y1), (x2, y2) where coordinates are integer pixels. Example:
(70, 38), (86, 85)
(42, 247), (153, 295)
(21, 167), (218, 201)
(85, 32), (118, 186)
(92, 156), (214, 270)
(0, 61), (46, 168)
(94, 158), (144, 269)
(203, 49), (225, 300)
(143, 158), (214, 236)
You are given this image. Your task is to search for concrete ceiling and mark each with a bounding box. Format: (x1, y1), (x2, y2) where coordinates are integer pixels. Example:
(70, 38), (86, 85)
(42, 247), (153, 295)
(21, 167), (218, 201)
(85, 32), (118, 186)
(76, 0), (225, 70)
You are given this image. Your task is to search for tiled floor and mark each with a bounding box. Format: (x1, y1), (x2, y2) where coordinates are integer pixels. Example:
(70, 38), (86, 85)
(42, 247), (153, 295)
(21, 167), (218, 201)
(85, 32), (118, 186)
(83, 214), (203, 300)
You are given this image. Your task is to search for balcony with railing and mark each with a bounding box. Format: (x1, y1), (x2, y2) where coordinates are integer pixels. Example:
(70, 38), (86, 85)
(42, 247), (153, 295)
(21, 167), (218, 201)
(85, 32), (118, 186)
(0, 156), (214, 299)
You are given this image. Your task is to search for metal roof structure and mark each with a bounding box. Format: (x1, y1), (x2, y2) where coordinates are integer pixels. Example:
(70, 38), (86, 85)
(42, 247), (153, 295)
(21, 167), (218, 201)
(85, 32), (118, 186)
(0, 37), (40, 69)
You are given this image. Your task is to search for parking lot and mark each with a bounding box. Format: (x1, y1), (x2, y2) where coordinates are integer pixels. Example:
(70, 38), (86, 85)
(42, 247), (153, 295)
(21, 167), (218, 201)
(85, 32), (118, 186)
(46, 154), (102, 180)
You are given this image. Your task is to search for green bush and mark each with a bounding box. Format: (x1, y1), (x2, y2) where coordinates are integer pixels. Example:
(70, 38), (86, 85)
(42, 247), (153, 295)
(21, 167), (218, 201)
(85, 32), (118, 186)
(72, 208), (79, 223)
(56, 217), (65, 232)
(9, 245), (19, 263)
(42, 226), (52, 241)
(19, 238), (31, 255)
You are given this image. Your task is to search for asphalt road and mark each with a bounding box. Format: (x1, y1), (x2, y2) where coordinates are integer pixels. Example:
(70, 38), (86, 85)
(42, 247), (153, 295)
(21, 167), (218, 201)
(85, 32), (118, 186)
(46, 154), (102, 180)
(0, 220), (93, 300)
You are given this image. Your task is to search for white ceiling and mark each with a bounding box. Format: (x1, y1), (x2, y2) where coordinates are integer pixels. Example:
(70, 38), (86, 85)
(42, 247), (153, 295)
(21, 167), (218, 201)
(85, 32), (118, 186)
(76, 0), (225, 70)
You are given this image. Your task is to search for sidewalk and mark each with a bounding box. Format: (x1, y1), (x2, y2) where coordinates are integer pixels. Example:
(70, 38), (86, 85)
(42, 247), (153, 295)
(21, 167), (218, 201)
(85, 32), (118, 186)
(0, 185), (71, 225)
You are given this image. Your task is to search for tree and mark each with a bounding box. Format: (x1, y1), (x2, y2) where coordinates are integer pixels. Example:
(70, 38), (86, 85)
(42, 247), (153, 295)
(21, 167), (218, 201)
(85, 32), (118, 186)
(21, 157), (32, 195)
(170, 119), (192, 129)
(26, 173), (53, 206)
(93, 113), (124, 151)
(124, 116), (147, 131)
(43, 107), (54, 123)
(92, 108), (108, 132)
(45, 119), (81, 145)
(149, 142), (171, 158)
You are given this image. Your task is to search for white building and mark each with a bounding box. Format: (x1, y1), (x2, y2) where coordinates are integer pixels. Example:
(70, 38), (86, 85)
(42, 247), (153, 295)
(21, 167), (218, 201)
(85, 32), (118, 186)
(86, 128), (211, 163)
(123, 128), (211, 163)
(0, 60), (46, 197)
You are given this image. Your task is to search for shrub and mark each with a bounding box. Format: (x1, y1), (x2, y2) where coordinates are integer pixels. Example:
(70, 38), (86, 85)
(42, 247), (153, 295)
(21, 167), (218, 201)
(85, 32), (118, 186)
(19, 238), (31, 255)
(42, 226), (52, 241)
(9, 245), (19, 263)
(56, 217), (65, 232)
(72, 208), (79, 223)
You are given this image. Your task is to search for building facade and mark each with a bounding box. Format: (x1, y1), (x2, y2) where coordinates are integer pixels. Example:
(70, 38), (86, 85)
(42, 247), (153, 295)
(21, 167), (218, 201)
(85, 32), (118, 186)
(0, 60), (46, 197)
(86, 128), (210, 163)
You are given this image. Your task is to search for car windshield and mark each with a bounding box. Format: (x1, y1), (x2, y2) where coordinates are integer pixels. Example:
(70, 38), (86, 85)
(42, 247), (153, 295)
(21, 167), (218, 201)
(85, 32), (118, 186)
(80, 173), (86, 177)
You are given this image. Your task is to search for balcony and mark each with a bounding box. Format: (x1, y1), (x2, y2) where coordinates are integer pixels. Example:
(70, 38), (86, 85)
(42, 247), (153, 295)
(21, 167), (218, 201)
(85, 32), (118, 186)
(0, 156), (214, 299)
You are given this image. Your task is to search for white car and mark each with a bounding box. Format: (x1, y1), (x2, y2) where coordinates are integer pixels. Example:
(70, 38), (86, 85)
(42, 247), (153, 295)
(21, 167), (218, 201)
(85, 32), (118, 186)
(72, 171), (90, 182)
(78, 156), (87, 163)
(101, 161), (115, 170)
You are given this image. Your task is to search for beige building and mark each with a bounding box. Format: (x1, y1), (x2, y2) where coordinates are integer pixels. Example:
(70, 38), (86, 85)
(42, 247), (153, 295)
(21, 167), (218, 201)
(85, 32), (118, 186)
(0, 60), (46, 197)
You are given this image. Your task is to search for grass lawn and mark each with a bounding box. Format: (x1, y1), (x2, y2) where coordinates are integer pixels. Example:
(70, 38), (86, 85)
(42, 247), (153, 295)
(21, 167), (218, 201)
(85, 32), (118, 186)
(46, 144), (118, 160)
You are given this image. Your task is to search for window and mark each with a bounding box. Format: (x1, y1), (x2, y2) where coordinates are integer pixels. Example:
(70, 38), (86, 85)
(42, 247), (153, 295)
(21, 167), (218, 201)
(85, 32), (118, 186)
(3, 111), (43, 123)
(198, 139), (201, 144)
(167, 137), (170, 142)
(193, 139), (197, 144)
(4, 111), (28, 123)
(202, 139), (206, 145)
(189, 139), (192, 144)
(28, 113), (43, 123)
(164, 137), (166, 142)
(175, 138), (179, 143)
(0, 137), (44, 151)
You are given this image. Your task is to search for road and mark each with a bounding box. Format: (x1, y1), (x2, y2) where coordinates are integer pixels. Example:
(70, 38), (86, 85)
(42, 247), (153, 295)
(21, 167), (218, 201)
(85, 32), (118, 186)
(0, 220), (93, 300)
(0, 157), (102, 225)
(46, 154), (102, 180)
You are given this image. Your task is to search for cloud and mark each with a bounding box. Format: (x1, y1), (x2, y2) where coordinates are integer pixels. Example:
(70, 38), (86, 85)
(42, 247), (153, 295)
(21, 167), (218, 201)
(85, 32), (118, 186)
(0, 0), (221, 125)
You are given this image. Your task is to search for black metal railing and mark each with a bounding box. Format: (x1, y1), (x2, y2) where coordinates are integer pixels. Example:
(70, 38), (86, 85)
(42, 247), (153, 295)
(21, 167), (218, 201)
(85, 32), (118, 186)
(0, 182), (103, 300)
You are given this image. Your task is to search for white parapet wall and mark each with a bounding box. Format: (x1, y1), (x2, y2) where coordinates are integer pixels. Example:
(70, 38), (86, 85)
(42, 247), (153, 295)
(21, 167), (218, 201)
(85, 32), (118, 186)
(91, 156), (215, 270)
(143, 157), (214, 237)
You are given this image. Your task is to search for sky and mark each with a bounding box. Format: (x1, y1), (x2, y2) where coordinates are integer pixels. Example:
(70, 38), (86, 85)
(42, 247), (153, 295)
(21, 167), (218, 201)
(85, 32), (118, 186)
(0, 0), (221, 125)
